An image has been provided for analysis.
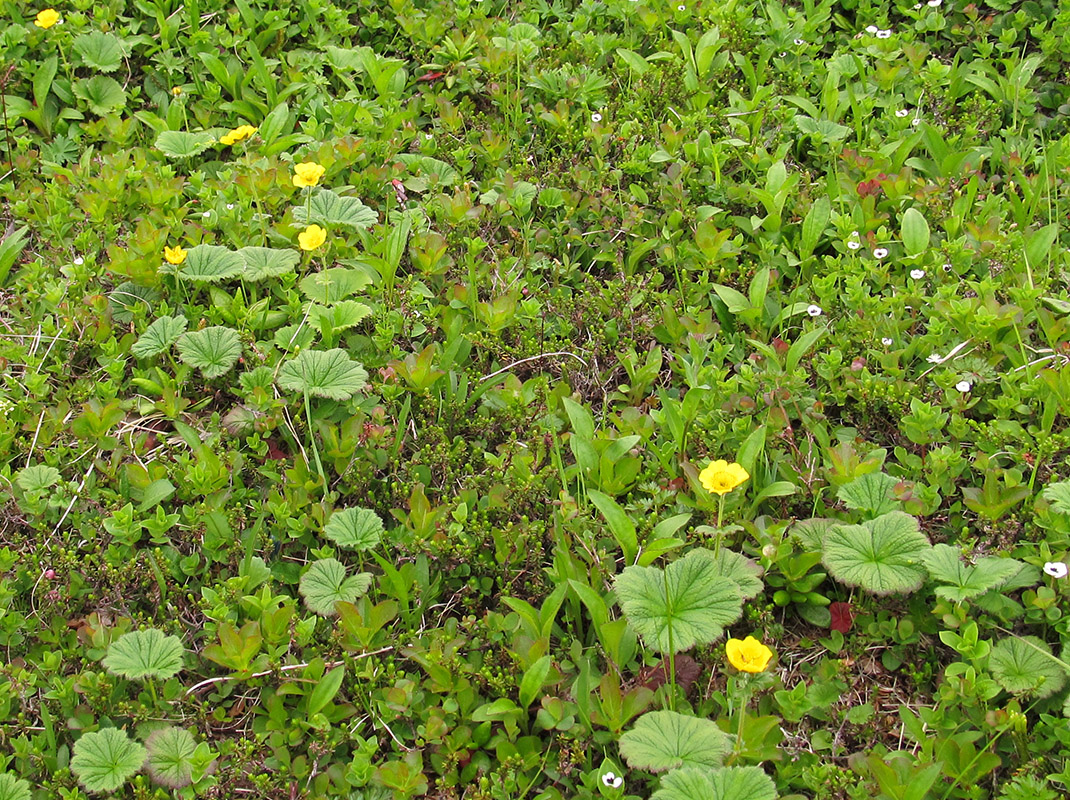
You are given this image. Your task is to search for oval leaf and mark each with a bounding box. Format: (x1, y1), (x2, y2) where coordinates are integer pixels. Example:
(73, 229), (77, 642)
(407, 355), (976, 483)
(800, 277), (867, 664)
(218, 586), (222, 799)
(901, 207), (931, 257)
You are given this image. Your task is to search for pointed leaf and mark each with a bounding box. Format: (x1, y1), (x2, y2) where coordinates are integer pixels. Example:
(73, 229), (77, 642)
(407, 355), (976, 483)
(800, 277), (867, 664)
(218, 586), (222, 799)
(619, 711), (731, 772)
(238, 247), (300, 282)
(71, 728), (147, 793)
(589, 489), (638, 564)
(837, 472), (900, 519)
(299, 558), (373, 616)
(278, 349), (368, 400)
(989, 635), (1067, 699)
(323, 507), (384, 551)
(176, 245), (245, 283)
(103, 628), (185, 681)
(293, 189), (378, 229)
(131, 315), (188, 358)
(176, 326), (242, 379)
(822, 511), (930, 595)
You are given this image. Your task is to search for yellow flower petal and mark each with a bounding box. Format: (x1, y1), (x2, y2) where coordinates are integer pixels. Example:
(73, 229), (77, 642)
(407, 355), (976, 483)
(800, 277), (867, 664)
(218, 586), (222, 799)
(220, 124), (257, 146)
(163, 245), (187, 265)
(298, 225), (327, 251)
(34, 8), (60, 28)
(699, 460), (750, 495)
(725, 636), (773, 673)
(292, 161), (325, 188)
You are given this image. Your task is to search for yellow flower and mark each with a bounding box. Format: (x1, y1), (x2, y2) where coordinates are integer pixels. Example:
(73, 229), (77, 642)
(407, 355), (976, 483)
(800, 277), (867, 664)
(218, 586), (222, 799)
(220, 124), (257, 146)
(298, 225), (327, 251)
(699, 460), (750, 495)
(163, 245), (187, 265)
(292, 161), (325, 188)
(34, 8), (60, 27)
(171, 86), (182, 97)
(725, 636), (773, 673)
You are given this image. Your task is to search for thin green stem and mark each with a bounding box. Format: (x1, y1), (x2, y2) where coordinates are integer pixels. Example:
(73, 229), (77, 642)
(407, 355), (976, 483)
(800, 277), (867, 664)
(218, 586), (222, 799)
(714, 492), (725, 561)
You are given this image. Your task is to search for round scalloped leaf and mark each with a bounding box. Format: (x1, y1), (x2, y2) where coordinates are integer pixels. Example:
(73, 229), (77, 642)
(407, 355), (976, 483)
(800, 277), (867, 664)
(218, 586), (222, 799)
(921, 544), (1021, 602)
(154, 130), (219, 159)
(145, 727), (197, 789)
(71, 728), (147, 793)
(75, 75), (126, 115)
(293, 189), (378, 229)
(109, 282), (159, 323)
(1042, 479), (1070, 516)
(16, 464), (61, 493)
(299, 558), (373, 616)
(0, 773), (31, 800)
(619, 711), (731, 773)
(651, 766), (777, 800)
(176, 245), (245, 283)
(822, 511), (930, 595)
(238, 246), (300, 282)
(73, 31), (126, 73)
(176, 326), (242, 379)
(791, 517), (837, 551)
(131, 315), (188, 359)
(103, 628), (185, 681)
(299, 267), (373, 304)
(277, 349), (368, 400)
(324, 508), (384, 551)
(691, 547), (764, 600)
(309, 300), (372, 333)
(615, 550), (743, 655)
(989, 635), (1067, 699)
(836, 472), (900, 519)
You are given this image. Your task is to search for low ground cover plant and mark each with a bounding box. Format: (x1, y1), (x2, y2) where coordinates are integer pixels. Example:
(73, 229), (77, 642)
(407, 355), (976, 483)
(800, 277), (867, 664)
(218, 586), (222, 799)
(1, 0), (1070, 797)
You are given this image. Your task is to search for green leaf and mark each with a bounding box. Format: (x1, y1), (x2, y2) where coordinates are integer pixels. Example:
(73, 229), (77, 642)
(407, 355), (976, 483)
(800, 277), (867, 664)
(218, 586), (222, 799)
(615, 47), (651, 75)
(293, 189), (378, 229)
(176, 244), (245, 283)
(16, 464), (61, 493)
(103, 628), (185, 681)
(310, 300), (372, 333)
(989, 636), (1068, 699)
(71, 728), (147, 793)
(692, 547), (764, 600)
(901, 207), (931, 257)
(154, 130), (219, 159)
(822, 511), (931, 595)
(109, 282), (159, 323)
(800, 195), (830, 260)
(176, 326), (242, 379)
(921, 544), (1021, 602)
(145, 727), (198, 789)
(237, 246), (300, 281)
(323, 508), (384, 551)
(589, 489), (638, 564)
(712, 283), (751, 313)
(652, 766), (778, 800)
(278, 349), (368, 400)
(75, 75), (126, 115)
(299, 558), (373, 616)
(0, 773), (31, 800)
(131, 315), (188, 358)
(518, 654), (552, 710)
(73, 31), (127, 73)
(1024, 223), (1059, 271)
(307, 664), (346, 716)
(837, 472), (900, 519)
(394, 154), (461, 189)
(1042, 479), (1070, 515)
(619, 711), (732, 772)
(299, 267), (374, 304)
(0, 225), (30, 286)
(614, 549), (744, 653)
(794, 114), (850, 141)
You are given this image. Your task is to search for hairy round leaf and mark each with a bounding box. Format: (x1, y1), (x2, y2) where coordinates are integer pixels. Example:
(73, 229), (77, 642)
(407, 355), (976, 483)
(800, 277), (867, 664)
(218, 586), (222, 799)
(16, 464), (61, 493)
(132, 315), (188, 359)
(691, 547), (764, 600)
(73, 31), (126, 73)
(176, 326), (242, 379)
(103, 628), (185, 681)
(238, 246), (300, 282)
(299, 558), (373, 616)
(0, 773), (31, 800)
(921, 544), (1021, 602)
(293, 189), (378, 229)
(71, 728), (147, 793)
(299, 267), (373, 304)
(324, 508), (384, 551)
(836, 472), (900, 519)
(109, 282), (159, 323)
(277, 349), (368, 400)
(619, 711), (731, 773)
(176, 245), (244, 283)
(309, 300), (372, 333)
(154, 130), (219, 159)
(822, 511), (930, 595)
(145, 727), (198, 789)
(614, 549), (744, 654)
(652, 766), (777, 800)
(75, 75), (126, 115)
(989, 636), (1067, 699)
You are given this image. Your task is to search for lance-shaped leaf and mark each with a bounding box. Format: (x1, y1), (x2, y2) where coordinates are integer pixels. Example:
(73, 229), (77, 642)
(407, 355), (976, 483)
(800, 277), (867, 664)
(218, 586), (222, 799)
(131, 315), (188, 358)
(822, 511), (930, 595)
(103, 628), (185, 681)
(619, 711), (731, 772)
(71, 728), (147, 793)
(837, 472), (900, 519)
(176, 245), (244, 283)
(989, 636), (1067, 699)
(0, 773), (31, 800)
(154, 130), (219, 159)
(323, 508), (384, 551)
(278, 349), (368, 400)
(238, 246), (300, 282)
(921, 544), (1021, 602)
(651, 766), (777, 800)
(176, 326), (242, 379)
(614, 549), (744, 653)
(293, 189), (378, 229)
(299, 558), (373, 616)
(145, 727), (199, 789)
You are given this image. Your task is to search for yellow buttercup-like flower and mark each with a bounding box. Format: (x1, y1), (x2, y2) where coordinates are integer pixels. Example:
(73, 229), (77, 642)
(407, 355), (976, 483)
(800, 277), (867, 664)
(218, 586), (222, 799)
(292, 161), (325, 188)
(725, 636), (773, 673)
(164, 245), (187, 265)
(298, 225), (327, 251)
(34, 8), (60, 27)
(699, 460), (750, 496)
(220, 125), (257, 146)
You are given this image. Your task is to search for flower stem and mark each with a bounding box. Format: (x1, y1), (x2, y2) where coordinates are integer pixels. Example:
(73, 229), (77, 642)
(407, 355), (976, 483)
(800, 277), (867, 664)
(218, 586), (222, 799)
(714, 492), (725, 560)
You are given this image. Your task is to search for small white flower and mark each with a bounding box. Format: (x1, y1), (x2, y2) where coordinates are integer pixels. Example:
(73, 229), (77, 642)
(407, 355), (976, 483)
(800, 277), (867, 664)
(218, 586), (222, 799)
(677, 3), (685, 9)
(73, 256), (84, 265)
(914, 2), (922, 8)
(202, 211), (211, 218)
(896, 109), (910, 118)
(866, 24), (879, 33)
(1044, 562), (1068, 579)
(779, 52), (786, 57)
(910, 269), (925, 280)
(807, 304), (823, 317)
(847, 240), (861, 250)
(592, 113), (603, 123)
(425, 133), (434, 140)
(943, 263), (952, 271)
(876, 29), (892, 38)
(927, 353), (943, 363)
(955, 380), (972, 393)
(226, 203), (235, 210)
(911, 117), (921, 126)
(881, 337), (893, 346)
(602, 772), (624, 789)
(927, 0), (941, 6)
(794, 38), (805, 45)
(873, 247), (889, 259)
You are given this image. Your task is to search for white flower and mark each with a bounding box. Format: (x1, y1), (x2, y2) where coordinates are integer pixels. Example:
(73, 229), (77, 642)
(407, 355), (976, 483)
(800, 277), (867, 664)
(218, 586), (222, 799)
(914, 2), (922, 7)
(873, 247), (889, 259)
(881, 337), (893, 346)
(927, 353), (943, 363)
(847, 240), (861, 250)
(602, 772), (624, 789)
(943, 263), (952, 272)
(202, 211), (211, 218)
(592, 113), (602, 123)
(807, 304), (823, 317)
(794, 38), (805, 45)
(911, 117), (922, 126)
(1044, 562), (1068, 578)
(927, 0), (941, 6)
(73, 256), (84, 265)
(677, 3), (685, 9)
(779, 52), (786, 57)
(425, 133), (434, 140)
(226, 203), (235, 209)
(955, 380), (971, 393)
(896, 109), (910, 118)
(876, 29), (892, 38)
(910, 269), (925, 280)
(866, 25), (879, 33)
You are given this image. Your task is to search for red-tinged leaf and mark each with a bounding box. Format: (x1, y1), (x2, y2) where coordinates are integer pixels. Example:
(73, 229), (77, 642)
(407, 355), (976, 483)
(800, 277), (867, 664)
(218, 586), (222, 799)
(266, 439), (287, 460)
(829, 602), (854, 633)
(417, 71), (445, 82)
(772, 337), (790, 355)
